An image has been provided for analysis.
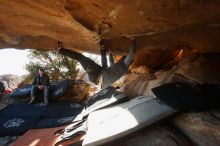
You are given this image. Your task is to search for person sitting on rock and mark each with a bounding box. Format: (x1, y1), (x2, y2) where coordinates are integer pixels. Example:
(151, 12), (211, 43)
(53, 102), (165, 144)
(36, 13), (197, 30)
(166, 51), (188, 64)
(57, 38), (136, 89)
(28, 68), (50, 105)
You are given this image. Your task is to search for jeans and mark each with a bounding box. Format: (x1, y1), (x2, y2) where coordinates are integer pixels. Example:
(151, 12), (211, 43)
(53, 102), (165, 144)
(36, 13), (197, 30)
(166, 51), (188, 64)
(30, 85), (49, 102)
(59, 48), (102, 84)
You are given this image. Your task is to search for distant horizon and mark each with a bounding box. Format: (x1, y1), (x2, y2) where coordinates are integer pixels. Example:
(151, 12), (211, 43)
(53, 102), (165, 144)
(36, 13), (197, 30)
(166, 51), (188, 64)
(0, 73), (28, 77)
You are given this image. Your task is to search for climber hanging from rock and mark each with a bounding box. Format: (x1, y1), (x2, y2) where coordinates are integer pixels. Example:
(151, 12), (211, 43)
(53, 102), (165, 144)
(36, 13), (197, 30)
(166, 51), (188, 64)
(57, 37), (136, 89)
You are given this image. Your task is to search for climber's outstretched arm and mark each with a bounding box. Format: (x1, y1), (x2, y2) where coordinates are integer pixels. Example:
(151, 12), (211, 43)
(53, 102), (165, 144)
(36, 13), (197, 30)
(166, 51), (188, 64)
(108, 53), (114, 66)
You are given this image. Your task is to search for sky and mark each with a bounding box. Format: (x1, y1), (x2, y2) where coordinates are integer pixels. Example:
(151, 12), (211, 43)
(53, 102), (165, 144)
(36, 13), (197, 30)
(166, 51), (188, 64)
(0, 49), (30, 76)
(0, 49), (102, 76)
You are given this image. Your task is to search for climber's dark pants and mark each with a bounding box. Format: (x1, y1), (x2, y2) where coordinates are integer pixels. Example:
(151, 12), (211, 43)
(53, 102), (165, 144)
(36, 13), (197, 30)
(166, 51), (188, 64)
(59, 40), (136, 87)
(100, 40), (136, 88)
(31, 85), (49, 102)
(59, 48), (102, 84)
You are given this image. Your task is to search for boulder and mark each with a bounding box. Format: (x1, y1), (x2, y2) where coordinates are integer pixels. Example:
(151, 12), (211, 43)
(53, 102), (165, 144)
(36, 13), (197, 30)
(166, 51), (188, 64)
(121, 53), (220, 98)
(106, 126), (193, 146)
(173, 111), (220, 146)
(56, 80), (96, 103)
(175, 54), (220, 84)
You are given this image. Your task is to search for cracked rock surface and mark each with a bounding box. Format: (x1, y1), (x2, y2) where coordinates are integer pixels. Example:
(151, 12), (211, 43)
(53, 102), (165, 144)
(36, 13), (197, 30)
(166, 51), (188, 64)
(0, 0), (220, 58)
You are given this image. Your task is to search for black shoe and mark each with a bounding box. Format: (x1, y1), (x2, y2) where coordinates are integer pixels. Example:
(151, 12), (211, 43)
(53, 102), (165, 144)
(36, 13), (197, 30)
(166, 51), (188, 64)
(28, 98), (36, 104)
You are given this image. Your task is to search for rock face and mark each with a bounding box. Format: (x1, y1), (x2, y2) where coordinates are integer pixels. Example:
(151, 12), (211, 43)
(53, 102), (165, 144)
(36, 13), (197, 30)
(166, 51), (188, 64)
(0, 1), (220, 145)
(0, 74), (25, 90)
(120, 54), (220, 98)
(0, 0), (220, 69)
(174, 54), (220, 84)
(56, 80), (96, 103)
(173, 111), (220, 146)
(106, 126), (193, 146)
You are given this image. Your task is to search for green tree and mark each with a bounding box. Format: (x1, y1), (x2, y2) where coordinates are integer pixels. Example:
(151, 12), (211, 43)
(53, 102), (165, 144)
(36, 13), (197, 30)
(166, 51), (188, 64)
(25, 50), (79, 82)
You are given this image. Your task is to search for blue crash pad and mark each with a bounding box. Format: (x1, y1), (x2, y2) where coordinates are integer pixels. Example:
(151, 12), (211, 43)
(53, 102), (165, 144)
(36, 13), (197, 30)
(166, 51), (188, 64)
(42, 102), (84, 118)
(85, 86), (129, 114)
(0, 102), (83, 136)
(0, 118), (39, 136)
(10, 79), (71, 100)
(0, 86), (128, 136)
(49, 79), (71, 99)
(34, 117), (76, 129)
(10, 84), (32, 98)
(0, 102), (47, 118)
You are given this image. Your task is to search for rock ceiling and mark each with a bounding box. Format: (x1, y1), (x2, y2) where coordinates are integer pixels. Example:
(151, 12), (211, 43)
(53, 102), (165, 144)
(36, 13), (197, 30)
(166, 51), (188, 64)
(0, 0), (220, 67)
